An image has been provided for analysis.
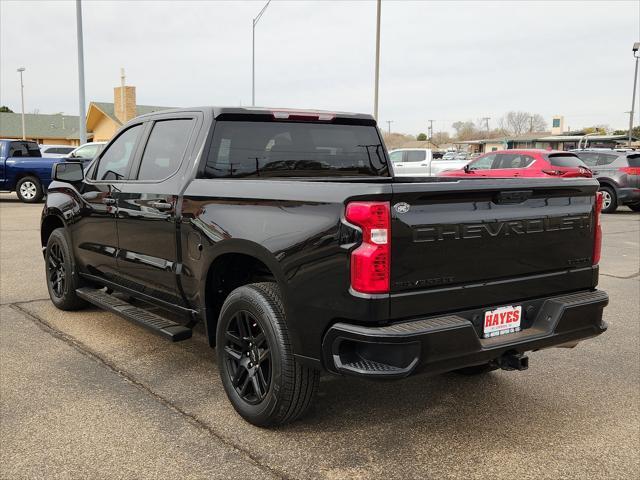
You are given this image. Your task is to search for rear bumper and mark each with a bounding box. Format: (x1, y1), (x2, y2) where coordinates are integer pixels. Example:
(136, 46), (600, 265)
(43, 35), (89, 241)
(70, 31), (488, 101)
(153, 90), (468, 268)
(617, 187), (640, 204)
(322, 290), (608, 378)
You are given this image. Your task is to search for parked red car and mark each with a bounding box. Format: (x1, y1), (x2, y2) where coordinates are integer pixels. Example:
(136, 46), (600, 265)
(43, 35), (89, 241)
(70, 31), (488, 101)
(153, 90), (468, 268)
(440, 149), (592, 178)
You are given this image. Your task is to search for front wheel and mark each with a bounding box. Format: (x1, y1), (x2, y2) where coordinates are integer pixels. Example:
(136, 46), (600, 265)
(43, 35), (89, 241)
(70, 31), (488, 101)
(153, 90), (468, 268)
(16, 176), (44, 203)
(45, 228), (87, 311)
(216, 282), (319, 427)
(599, 186), (618, 214)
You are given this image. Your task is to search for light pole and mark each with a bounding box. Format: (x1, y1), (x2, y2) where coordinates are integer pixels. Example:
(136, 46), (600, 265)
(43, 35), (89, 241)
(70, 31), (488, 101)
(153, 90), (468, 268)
(252, 0), (271, 106)
(373, 0), (381, 120)
(76, 0), (87, 145)
(629, 42), (640, 147)
(17, 67), (26, 140)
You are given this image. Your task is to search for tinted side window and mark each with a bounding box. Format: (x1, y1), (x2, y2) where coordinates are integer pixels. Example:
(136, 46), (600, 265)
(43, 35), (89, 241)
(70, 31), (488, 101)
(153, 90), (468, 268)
(406, 151), (426, 162)
(470, 154), (496, 170)
(492, 154), (534, 169)
(577, 152), (598, 167)
(389, 151), (403, 162)
(137, 119), (194, 180)
(597, 153), (618, 165)
(74, 144), (100, 158)
(95, 124), (143, 181)
(548, 154), (585, 167)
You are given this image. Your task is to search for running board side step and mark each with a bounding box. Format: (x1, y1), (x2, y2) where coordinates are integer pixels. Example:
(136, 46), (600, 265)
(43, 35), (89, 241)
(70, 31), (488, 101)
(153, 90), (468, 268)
(76, 287), (192, 342)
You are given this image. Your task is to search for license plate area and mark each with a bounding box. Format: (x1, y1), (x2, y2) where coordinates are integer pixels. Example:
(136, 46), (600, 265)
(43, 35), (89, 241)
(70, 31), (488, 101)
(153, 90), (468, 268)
(483, 305), (522, 338)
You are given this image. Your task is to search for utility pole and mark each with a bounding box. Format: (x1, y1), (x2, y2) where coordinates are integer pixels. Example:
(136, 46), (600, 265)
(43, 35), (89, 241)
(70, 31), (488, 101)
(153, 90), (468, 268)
(76, 0), (87, 144)
(252, 0), (272, 106)
(529, 116), (533, 132)
(428, 119), (434, 140)
(17, 67), (26, 140)
(482, 117), (490, 133)
(373, 0), (381, 120)
(386, 120), (393, 134)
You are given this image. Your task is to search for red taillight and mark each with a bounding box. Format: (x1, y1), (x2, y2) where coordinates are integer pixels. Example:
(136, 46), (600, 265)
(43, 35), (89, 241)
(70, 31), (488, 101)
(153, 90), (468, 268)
(345, 201), (390, 294)
(592, 192), (603, 265)
(619, 166), (640, 175)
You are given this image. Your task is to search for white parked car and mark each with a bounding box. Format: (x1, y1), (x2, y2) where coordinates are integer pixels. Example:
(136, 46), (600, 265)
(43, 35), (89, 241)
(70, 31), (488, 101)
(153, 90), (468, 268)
(389, 148), (474, 176)
(66, 141), (107, 163)
(429, 151), (474, 176)
(39, 144), (75, 158)
(389, 148), (433, 176)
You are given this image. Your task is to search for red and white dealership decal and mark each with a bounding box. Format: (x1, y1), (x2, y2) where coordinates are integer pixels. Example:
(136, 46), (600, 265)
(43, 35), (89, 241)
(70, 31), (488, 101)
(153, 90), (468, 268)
(483, 305), (522, 338)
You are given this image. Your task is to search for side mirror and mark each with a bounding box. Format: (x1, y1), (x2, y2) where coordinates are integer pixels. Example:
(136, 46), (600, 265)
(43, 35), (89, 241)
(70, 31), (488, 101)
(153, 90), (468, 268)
(52, 162), (84, 182)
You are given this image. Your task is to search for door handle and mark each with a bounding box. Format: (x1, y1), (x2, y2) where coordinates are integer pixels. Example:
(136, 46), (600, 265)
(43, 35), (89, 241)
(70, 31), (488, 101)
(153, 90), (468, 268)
(149, 201), (172, 211)
(102, 197), (116, 205)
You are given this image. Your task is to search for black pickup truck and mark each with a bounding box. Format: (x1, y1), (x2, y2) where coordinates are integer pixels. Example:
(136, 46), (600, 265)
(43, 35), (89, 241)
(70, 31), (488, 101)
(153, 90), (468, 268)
(41, 107), (608, 426)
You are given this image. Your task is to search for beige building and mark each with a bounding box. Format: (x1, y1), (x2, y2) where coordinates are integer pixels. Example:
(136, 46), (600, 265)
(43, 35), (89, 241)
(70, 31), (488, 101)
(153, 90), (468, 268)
(86, 85), (171, 142)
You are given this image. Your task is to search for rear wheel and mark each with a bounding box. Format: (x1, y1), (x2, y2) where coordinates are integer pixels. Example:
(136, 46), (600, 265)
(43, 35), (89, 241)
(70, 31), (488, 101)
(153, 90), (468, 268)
(16, 176), (43, 203)
(45, 228), (87, 311)
(216, 282), (319, 427)
(599, 185), (617, 213)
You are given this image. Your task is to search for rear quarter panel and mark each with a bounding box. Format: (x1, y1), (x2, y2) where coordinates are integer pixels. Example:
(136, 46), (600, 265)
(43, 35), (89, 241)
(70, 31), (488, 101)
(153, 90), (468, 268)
(180, 178), (393, 360)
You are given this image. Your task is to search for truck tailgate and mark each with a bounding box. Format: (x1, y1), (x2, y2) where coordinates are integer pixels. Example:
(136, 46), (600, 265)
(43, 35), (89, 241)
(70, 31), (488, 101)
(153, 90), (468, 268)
(389, 177), (600, 319)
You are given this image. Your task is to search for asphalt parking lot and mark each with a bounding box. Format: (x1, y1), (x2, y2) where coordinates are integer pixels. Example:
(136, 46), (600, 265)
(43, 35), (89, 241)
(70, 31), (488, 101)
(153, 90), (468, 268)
(1, 192), (638, 480)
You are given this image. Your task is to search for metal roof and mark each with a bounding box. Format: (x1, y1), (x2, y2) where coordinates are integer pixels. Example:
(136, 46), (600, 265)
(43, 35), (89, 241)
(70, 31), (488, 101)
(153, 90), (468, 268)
(0, 112), (87, 140)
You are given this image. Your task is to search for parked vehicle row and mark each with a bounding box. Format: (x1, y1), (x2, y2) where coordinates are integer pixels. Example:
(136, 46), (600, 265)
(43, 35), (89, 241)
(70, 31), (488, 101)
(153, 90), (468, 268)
(41, 106), (608, 426)
(441, 150), (592, 179)
(0, 140), (106, 203)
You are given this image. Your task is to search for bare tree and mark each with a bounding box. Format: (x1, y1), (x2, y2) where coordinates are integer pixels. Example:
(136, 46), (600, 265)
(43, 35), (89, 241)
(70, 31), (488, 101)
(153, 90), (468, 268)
(452, 121), (479, 141)
(431, 131), (451, 145)
(498, 111), (547, 135)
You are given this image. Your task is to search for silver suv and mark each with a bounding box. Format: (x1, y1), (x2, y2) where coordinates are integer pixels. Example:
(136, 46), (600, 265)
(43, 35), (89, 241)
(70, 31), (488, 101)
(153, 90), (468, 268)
(574, 150), (640, 213)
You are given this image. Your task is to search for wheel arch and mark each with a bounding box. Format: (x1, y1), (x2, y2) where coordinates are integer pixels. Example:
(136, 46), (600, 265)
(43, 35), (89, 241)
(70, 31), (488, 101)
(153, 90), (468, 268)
(200, 242), (289, 348)
(40, 212), (66, 249)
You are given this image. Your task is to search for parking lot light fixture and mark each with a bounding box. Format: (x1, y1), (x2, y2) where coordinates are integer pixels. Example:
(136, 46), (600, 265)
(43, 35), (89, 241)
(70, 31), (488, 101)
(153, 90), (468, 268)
(17, 67), (26, 140)
(629, 42), (640, 147)
(252, 0), (272, 106)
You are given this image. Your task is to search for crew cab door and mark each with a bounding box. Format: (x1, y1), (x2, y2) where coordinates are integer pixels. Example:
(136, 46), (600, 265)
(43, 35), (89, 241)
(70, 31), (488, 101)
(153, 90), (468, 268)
(113, 115), (198, 306)
(71, 122), (145, 283)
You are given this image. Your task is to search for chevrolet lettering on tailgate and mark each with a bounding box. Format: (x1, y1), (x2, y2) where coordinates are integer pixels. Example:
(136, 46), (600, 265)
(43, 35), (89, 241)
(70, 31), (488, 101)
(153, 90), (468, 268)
(413, 214), (591, 243)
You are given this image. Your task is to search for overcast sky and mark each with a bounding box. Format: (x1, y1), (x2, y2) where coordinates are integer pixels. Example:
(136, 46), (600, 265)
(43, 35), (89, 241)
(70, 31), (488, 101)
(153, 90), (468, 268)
(1, 0), (639, 135)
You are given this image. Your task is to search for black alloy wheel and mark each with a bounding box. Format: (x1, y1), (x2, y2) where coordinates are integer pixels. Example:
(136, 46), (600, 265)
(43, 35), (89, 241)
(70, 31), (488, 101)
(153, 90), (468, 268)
(45, 228), (87, 311)
(223, 310), (271, 404)
(47, 242), (66, 298)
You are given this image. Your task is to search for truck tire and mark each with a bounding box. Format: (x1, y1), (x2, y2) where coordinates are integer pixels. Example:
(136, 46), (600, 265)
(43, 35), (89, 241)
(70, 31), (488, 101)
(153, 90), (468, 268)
(216, 282), (320, 426)
(599, 185), (617, 213)
(16, 176), (44, 203)
(45, 228), (87, 311)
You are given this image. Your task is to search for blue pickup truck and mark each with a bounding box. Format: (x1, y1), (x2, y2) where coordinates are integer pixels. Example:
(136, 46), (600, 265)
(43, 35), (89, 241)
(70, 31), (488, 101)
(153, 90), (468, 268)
(0, 139), (64, 203)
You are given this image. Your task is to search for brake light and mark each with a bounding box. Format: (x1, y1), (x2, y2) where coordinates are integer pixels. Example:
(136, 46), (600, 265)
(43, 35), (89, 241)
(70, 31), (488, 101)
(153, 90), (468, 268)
(271, 110), (335, 122)
(345, 201), (390, 294)
(619, 166), (640, 175)
(592, 192), (603, 265)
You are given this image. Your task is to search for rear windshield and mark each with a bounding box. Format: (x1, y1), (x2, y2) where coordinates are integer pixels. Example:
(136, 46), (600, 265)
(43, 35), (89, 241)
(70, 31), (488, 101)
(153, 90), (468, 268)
(627, 154), (640, 167)
(548, 154), (585, 167)
(203, 121), (389, 178)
